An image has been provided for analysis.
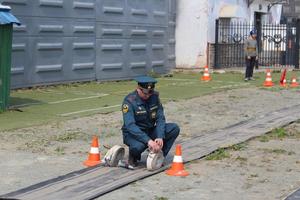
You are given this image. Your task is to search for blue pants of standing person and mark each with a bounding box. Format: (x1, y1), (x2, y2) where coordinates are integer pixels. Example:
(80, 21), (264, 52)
(123, 123), (180, 160)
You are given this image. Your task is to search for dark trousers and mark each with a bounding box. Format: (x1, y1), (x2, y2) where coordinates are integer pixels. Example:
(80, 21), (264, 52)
(245, 57), (256, 78)
(123, 123), (180, 160)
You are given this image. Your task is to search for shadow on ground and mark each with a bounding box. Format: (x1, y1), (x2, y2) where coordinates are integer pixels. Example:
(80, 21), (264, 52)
(9, 97), (44, 108)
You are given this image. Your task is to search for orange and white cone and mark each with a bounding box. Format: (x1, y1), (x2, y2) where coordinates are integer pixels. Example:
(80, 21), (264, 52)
(263, 69), (274, 87)
(166, 144), (189, 176)
(201, 65), (211, 81)
(83, 136), (101, 167)
(290, 77), (299, 88)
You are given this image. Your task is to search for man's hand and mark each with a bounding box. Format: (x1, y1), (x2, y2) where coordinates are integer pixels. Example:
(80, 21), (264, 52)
(155, 138), (163, 149)
(148, 140), (160, 153)
(247, 56), (251, 59)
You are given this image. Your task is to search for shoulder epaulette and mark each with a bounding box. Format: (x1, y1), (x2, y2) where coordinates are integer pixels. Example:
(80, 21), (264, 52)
(126, 93), (136, 103)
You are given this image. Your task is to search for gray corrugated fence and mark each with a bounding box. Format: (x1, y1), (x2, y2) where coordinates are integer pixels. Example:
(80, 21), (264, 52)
(2, 0), (176, 88)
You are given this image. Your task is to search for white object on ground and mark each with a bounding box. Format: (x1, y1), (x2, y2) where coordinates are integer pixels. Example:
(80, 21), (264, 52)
(146, 150), (164, 171)
(102, 145), (125, 167)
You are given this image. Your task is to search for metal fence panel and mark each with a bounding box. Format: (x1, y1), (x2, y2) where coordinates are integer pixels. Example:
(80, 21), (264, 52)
(96, 39), (128, 80)
(10, 37), (28, 88)
(32, 37), (67, 84)
(3, 0), (175, 88)
(70, 0), (96, 19)
(215, 20), (298, 69)
(96, 0), (128, 23)
(167, 13), (176, 70)
(128, 39), (150, 77)
(168, 0), (176, 15)
(70, 37), (96, 81)
(2, 0), (33, 16)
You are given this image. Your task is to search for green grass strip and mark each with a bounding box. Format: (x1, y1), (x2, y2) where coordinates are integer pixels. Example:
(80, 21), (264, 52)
(0, 71), (299, 131)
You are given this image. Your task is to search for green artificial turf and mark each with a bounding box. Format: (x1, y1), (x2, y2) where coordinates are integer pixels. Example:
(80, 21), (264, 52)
(0, 71), (299, 131)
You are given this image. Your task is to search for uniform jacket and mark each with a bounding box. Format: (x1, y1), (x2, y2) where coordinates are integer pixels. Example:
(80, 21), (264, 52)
(122, 90), (166, 144)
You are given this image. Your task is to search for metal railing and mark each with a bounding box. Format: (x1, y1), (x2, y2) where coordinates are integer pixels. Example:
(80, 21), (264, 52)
(214, 19), (299, 69)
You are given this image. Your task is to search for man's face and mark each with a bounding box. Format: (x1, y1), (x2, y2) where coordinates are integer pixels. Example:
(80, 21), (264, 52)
(137, 84), (155, 100)
(251, 34), (257, 39)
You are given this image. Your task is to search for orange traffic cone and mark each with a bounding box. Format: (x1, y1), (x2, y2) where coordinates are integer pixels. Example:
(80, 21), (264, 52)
(263, 69), (274, 87)
(290, 77), (299, 88)
(83, 136), (101, 167)
(201, 65), (211, 81)
(166, 144), (189, 176)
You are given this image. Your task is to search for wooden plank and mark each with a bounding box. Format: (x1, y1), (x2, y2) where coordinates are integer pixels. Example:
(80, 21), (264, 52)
(2, 104), (300, 200)
(286, 188), (300, 200)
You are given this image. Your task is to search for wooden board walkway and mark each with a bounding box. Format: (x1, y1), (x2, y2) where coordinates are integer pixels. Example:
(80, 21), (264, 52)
(2, 104), (300, 200)
(286, 189), (300, 200)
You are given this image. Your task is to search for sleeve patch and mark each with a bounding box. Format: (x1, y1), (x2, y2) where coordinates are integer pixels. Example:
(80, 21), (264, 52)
(122, 104), (129, 113)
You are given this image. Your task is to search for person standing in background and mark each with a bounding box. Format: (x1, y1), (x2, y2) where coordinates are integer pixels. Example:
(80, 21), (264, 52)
(244, 29), (258, 81)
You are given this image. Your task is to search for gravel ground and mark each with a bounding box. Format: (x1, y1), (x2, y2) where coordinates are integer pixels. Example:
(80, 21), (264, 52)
(0, 87), (300, 198)
(101, 122), (300, 200)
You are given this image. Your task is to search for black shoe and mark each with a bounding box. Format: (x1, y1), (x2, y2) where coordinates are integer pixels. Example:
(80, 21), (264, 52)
(128, 153), (138, 167)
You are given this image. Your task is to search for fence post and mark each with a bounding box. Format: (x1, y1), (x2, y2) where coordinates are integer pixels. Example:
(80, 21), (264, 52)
(214, 19), (219, 69)
(295, 19), (300, 69)
(256, 23), (262, 55)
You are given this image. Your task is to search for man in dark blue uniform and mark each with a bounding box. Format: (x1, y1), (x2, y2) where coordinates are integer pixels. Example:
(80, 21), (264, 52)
(122, 76), (180, 167)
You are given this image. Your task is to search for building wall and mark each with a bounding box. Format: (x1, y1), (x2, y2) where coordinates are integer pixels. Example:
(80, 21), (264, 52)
(176, 0), (209, 68)
(176, 0), (249, 68)
(208, 0), (249, 43)
(249, 0), (282, 23)
(2, 0), (175, 88)
(282, 0), (300, 20)
(175, 0), (281, 69)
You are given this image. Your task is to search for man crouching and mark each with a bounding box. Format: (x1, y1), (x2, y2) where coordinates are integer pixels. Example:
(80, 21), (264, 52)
(121, 76), (180, 169)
